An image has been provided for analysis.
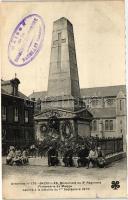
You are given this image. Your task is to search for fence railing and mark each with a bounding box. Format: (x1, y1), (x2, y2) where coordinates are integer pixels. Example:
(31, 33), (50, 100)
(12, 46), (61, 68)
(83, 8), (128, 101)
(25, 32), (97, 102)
(2, 136), (124, 156)
(95, 137), (123, 156)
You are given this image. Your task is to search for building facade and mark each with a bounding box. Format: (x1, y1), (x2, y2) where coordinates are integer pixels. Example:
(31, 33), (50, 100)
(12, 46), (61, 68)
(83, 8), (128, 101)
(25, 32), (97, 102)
(29, 85), (126, 141)
(2, 77), (35, 154)
(80, 85), (126, 140)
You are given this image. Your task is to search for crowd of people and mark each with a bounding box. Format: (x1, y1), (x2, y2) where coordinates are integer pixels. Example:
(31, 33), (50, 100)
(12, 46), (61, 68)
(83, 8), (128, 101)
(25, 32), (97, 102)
(6, 143), (106, 168)
(6, 146), (29, 166)
(47, 145), (106, 168)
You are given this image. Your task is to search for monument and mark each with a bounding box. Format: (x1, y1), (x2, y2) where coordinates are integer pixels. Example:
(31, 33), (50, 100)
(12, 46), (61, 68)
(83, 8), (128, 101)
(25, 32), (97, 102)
(34, 17), (93, 142)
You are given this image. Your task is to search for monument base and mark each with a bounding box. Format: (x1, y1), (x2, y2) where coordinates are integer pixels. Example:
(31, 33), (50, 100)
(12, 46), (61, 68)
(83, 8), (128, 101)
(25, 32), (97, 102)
(41, 95), (85, 111)
(34, 107), (93, 142)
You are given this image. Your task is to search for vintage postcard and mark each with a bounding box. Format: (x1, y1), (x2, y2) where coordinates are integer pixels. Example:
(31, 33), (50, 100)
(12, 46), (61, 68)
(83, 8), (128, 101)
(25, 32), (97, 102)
(1, 0), (127, 199)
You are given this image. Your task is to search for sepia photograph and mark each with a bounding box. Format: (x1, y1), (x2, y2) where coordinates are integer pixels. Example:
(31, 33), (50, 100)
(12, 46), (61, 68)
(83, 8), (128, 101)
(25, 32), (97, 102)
(1, 0), (127, 199)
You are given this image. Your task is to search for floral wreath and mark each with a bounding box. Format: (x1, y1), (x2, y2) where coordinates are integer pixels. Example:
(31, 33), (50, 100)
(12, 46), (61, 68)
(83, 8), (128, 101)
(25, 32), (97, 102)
(61, 120), (73, 139)
(40, 124), (48, 133)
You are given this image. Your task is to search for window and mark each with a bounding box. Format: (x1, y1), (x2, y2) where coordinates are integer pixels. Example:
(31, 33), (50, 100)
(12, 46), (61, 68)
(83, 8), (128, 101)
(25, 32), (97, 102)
(110, 120), (113, 130)
(93, 120), (97, 131)
(14, 107), (19, 122)
(31, 98), (35, 101)
(2, 106), (7, 121)
(120, 100), (122, 110)
(106, 98), (114, 106)
(25, 110), (29, 123)
(105, 120), (109, 130)
(91, 99), (99, 107)
(105, 120), (114, 131)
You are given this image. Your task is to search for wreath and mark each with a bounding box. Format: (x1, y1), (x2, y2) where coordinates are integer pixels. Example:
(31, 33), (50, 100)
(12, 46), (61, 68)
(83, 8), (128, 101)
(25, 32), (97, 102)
(40, 124), (48, 133)
(61, 120), (73, 139)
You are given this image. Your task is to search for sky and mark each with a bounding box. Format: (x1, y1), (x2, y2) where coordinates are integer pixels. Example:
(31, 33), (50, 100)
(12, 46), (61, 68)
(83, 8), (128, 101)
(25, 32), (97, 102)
(1, 0), (125, 96)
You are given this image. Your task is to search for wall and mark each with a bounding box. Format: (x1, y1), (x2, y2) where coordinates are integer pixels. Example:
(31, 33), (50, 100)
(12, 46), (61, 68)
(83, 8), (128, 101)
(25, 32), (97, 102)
(116, 116), (127, 151)
(91, 118), (116, 138)
(2, 94), (34, 153)
(41, 98), (75, 111)
(77, 120), (91, 137)
(83, 97), (116, 109)
(104, 97), (116, 108)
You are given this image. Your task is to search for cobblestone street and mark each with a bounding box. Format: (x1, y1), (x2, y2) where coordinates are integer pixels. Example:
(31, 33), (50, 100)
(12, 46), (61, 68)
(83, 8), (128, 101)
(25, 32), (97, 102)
(2, 157), (127, 199)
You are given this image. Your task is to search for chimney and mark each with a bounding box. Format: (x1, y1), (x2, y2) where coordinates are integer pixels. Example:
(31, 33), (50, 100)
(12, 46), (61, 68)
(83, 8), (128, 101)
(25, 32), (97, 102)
(10, 78), (20, 96)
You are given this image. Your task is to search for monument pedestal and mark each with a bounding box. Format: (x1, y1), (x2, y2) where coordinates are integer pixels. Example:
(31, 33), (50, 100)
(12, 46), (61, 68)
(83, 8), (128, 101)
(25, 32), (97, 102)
(35, 107), (92, 142)
(41, 95), (85, 111)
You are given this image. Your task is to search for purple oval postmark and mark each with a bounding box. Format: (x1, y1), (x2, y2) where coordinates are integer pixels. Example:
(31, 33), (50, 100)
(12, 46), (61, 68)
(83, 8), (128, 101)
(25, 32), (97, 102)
(8, 14), (45, 67)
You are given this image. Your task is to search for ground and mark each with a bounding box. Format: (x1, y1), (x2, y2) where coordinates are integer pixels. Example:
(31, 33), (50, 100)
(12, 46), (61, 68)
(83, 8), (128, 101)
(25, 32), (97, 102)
(2, 157), (127, 199)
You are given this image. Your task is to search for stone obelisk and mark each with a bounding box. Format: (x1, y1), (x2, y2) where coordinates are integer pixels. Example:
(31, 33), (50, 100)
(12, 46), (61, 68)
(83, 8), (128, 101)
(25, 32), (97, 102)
(35, 18), (92, 142)
(48, 17), (80, 98)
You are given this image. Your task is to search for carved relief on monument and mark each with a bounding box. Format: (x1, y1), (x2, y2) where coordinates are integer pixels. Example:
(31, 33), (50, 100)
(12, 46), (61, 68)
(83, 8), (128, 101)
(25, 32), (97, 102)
(43, 110), (63, 118)
(36, 109), (76, 119)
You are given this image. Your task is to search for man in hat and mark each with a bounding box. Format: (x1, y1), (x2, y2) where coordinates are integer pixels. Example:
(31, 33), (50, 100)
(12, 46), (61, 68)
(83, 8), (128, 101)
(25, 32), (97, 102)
(47, 146), (59, 166)
(63, 146), (73, 167)
(77, 145), (89, 167)
(97, 147), (106, 168)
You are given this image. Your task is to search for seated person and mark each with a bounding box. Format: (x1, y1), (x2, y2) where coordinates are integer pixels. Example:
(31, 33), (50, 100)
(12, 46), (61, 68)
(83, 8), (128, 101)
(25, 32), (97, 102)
(13, 148), (23, 166)
(6, 148), (15, 165)
(77, 145), (89, 167)
(9, 146), (15, 151)
(97, 147), (106, 168)
(30, 144), (37, 157)
(22, 148), (29, 165)
(48, 146), (59, 166)
(63, 146), (73, 167)
(87, 147), (98, 168)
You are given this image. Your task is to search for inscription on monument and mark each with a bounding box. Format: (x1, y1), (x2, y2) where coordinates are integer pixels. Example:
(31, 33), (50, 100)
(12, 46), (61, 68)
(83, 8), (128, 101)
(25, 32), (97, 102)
(53, 32), (66, 71)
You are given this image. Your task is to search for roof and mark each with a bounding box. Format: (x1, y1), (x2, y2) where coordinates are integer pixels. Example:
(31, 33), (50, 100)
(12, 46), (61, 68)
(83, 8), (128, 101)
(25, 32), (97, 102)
(1, 79), (29, 100)
(1, 88), (9, 95)
(89, 107), (116, 118)
(29, 85), (126, 100)
(29, 91), (47, 100)
(81, 85), (126, 98)
(18, 91), (29, 100)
